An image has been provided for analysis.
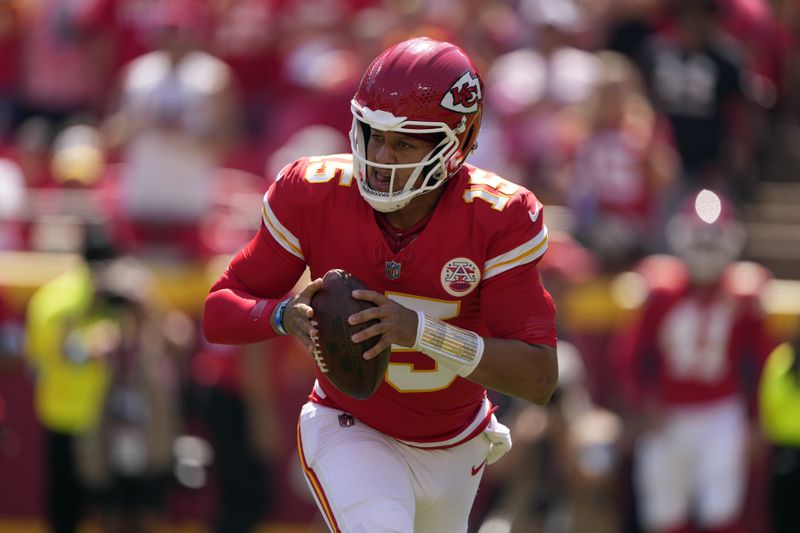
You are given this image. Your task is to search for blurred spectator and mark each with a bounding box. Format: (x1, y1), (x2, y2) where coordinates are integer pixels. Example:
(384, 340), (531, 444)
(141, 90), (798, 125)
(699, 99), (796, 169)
(265, 125), (348, 180)
(20, 120), (114, 254)
(604, 0), (667, 59)
(208, 0), (280, 140)
(762, 0), (800, 182)
(193, 340), (279, 533)
(24, 222), (118, 533)
(72, 258), (188, 533)
(759, 328), (800, 533)
(613, 189), (773, 533)
(485, 0), (599, 201)
(0, 157), (25, 250)
(476, 342), (622, 533)
(207, 0), (283, 174)
(16, 0), (113, 129)
(194, 269), (312, 532)
(78, 0), (189, 79)
(259, 31), (361, 163)
(717, 0), (782, 87)
(537, 231), (637, 412)
(0, 0), (20, 141)
(50, 123), (106, 188)
(104, 1), (238, 257)
(569, 51), (677, 270)
(0, 286), (23, 492)
(0, 286), (22, 362)
(473, 232), (622, 533)
(1, 116), (56, 189)
(635, 0), (760, 195)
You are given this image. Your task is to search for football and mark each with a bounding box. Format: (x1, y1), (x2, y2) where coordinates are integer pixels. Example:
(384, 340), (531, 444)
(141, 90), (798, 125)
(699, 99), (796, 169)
(310, 269), (390, 400)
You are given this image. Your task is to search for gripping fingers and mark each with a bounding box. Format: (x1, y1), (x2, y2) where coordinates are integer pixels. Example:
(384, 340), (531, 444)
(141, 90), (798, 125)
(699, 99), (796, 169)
(363, 337), (392, 360)
(351, 323), (396, 360)
(350, 322), (385, 344)
(348, 307), (381, 326)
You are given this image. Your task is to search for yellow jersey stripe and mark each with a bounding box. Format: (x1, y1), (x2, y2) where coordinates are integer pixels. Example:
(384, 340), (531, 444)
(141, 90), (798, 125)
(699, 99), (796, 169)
(484, 230), (549, 280)
(484, 226), (547, 270)
(485, 226), (548, 271)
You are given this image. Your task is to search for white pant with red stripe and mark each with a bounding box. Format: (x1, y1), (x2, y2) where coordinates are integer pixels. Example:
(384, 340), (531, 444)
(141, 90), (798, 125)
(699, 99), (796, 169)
(297, 402), (500, 533)
(634, 397), (748, 531)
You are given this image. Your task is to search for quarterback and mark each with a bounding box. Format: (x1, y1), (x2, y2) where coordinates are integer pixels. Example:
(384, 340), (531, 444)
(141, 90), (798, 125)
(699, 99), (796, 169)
(204, 37), (558, 532)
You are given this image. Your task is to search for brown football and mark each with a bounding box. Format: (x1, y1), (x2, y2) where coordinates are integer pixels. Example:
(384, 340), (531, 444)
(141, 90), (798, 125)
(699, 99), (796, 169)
(309, 269), (390, 400)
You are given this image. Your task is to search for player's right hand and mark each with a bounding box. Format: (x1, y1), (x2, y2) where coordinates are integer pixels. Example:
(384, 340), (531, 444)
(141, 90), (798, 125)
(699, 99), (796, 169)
(281, 278), (323, 352)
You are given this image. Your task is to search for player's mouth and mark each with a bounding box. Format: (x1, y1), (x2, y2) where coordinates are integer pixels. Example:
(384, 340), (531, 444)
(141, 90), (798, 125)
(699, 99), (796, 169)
(367, 169), (394, 193)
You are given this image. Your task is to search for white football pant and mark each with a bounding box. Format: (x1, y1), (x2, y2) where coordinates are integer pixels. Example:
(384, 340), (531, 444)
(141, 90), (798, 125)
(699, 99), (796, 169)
(634, 397), (748, 531)
(297, 402), (509, 533)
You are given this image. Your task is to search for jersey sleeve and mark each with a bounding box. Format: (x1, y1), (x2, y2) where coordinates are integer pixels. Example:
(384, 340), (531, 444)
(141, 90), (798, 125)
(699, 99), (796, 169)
(203, 160), (311, 345)
(480, 261), (557, 346)
(479, 187), (555, 346)
(260, 159), (311, 263)
(482, 188), (549, 282)
(260, 155), (352, 262)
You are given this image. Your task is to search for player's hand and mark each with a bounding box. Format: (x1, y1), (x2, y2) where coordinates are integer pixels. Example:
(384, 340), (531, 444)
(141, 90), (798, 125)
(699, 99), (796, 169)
(348, 290), (418, 359)
(282, 278), (323, 352)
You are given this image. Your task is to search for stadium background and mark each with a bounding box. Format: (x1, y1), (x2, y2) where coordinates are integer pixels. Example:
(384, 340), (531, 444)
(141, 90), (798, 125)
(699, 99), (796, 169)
(1, 0), (800, 531)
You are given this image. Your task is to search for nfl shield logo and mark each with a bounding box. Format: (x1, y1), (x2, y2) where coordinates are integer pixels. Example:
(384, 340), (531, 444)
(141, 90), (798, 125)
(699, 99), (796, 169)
(385, 260), (401, 280)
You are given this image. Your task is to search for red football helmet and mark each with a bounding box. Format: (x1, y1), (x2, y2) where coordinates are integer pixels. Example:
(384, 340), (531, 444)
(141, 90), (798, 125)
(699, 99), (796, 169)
(350, 37), (483, 212)
(666, 189), (745, 284)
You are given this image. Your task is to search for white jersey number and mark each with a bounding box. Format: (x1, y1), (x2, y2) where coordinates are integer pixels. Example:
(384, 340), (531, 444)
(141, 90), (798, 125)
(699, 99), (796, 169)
(658, 299), (734, 383)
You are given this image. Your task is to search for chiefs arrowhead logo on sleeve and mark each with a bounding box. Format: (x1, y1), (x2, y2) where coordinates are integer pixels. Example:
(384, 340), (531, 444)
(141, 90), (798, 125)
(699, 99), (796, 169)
(440, 71), (482, 114)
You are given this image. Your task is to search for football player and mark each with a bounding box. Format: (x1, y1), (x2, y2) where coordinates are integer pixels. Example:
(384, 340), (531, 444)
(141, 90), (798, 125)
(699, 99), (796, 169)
(616, 189), (773, 533)
(204, 38), (558, 532)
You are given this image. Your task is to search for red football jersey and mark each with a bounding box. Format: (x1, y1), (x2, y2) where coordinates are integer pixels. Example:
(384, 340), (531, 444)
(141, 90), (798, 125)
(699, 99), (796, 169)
(620, 259), (772, 408)
(206, 154), (556, 445)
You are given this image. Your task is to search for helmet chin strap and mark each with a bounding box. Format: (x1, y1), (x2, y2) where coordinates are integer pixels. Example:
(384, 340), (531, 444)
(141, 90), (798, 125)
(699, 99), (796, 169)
(369, 198), (410, 213)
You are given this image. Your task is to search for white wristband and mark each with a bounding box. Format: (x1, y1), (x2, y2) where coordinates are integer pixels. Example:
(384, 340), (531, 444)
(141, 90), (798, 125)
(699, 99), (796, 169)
(413, 311), (484, 378)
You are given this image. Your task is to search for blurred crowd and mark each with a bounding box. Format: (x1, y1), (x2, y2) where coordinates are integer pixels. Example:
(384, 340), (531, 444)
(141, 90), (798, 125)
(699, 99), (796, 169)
(1, 0), (800, 532)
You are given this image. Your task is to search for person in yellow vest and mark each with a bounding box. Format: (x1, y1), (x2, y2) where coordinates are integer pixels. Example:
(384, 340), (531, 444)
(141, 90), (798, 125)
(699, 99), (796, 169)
(759, 329), (800, 533)
(25, 223), (116, 533)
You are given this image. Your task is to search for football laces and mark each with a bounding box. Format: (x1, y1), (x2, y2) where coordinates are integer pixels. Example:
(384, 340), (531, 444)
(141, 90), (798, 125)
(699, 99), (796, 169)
(309, 320), (329, 373)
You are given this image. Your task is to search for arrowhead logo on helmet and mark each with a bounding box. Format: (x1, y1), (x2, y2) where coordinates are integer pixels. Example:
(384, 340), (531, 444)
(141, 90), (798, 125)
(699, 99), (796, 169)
(441, 71), (482, 114)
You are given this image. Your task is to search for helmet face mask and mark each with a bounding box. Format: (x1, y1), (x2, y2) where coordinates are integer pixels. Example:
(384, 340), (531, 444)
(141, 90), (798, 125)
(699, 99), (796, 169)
(350, 103), (463, 212)
(350, 38), (483, 213)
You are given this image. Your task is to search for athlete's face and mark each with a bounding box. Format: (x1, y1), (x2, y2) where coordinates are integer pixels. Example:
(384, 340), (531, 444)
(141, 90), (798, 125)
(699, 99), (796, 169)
(366, 130), (437, 193)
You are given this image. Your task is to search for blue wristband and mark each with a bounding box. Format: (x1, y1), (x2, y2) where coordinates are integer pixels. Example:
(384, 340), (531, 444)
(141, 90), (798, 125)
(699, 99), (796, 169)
(275, 298), (290, 336)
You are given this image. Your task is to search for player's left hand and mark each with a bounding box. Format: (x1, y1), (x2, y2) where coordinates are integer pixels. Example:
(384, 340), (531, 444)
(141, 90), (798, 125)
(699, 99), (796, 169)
(348, 290), (417, 359)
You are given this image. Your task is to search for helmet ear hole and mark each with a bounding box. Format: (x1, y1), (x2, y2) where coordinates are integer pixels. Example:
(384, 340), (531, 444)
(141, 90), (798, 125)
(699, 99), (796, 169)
(421, 138), (450, 185)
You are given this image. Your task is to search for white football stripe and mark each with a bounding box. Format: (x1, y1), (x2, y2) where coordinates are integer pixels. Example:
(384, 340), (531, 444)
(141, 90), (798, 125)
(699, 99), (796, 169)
(483, 226), (548, 280)
(261, 194), (304, 260)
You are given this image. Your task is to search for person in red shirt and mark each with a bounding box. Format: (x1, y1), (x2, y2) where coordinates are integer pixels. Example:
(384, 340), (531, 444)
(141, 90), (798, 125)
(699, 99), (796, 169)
(203, 37), (558, 532)
(616, 189), (772, 533)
